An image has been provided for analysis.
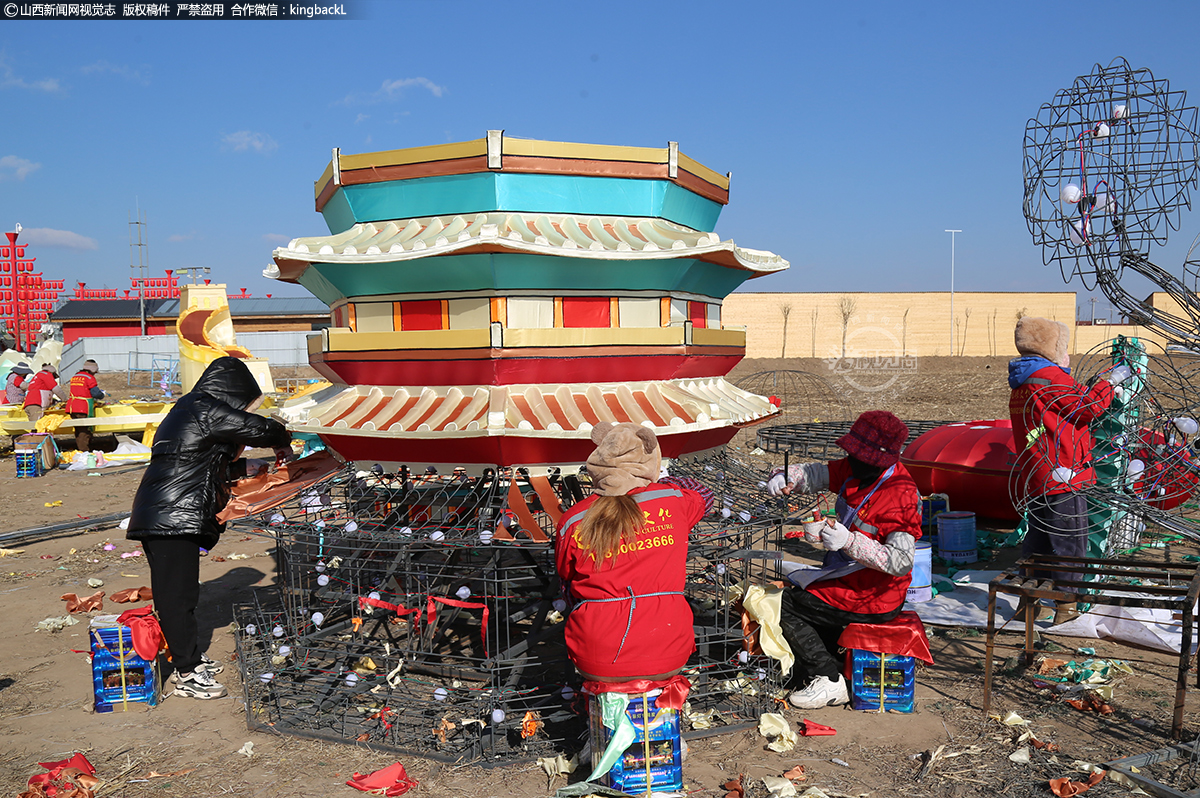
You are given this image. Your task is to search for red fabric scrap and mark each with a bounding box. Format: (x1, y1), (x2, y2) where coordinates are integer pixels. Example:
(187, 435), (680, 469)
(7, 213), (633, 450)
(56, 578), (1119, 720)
(20, 752), (98, 798)
(800, 719), (837, 736)
(836, 611), (934, 663)
(345, 762), (419, 797)
(426, 595), (490, 659)
(1049, 769), (1105, 797)
(116, 607), (163, 661)
(61, 591), (105, 613)
(580, 673), (692, 710)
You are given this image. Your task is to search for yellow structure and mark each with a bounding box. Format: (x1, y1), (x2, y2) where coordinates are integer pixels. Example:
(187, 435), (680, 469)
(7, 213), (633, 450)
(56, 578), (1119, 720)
(177, 283), (274, 394)
(723, 291), (1163, 359)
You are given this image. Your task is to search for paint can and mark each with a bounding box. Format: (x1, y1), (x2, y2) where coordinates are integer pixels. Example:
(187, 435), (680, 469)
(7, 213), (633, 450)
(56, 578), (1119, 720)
(906, 540), (933, 603)
(936, 511), (978, 564)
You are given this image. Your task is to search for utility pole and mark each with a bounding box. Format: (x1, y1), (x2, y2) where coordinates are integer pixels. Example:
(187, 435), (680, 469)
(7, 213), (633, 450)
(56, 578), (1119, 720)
(945, 230), (961, 355)
(130, 206), (149, 335)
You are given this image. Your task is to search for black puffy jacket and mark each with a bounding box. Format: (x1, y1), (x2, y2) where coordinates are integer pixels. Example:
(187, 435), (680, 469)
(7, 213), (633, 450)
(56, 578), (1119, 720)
(127, 357), (291, 549)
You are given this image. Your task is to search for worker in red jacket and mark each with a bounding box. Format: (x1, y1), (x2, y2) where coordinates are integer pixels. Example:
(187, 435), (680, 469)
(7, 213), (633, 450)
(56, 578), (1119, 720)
(22, 363), (60, 426)
(66, 359), (105, 452)
(1008, 316), (1127, 623)
(556, 422), (713, 682)
(767, 410), (921, 709)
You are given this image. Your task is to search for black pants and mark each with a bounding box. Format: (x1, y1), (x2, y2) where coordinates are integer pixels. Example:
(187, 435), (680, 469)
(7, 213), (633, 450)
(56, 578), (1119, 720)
(778, 587), (902, 685)
(142, 536), (204, 674)
(1023, 492), (1089, 589)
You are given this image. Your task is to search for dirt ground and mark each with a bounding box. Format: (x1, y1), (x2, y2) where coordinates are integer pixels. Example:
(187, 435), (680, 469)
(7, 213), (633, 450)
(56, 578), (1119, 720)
(1, 357), (1196, 798)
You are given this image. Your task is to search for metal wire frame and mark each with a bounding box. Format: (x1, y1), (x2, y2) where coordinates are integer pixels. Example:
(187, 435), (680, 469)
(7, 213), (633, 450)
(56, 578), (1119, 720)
(233, 452), (788, 763)
(1023, 57), (1200, 346)
(732, 370), (852, 427)
(754, 420), (951, 463)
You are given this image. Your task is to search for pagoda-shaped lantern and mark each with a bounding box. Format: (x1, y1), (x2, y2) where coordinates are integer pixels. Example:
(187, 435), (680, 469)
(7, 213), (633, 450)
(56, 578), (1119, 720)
(268, 132), (788, 470)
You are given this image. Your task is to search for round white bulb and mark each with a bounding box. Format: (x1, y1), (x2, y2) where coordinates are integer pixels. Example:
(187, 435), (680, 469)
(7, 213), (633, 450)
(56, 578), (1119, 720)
(1060, 184), (1082, 204)
(491, 709), (506, 724)
(738, 650), (749, 663)
(399, 527), (413, 536)
(346, 672), (359, 686)
(259, 672), (275, 683)
(314, 520), (325, 530)
(552, 599), (567, 612)
(716, 563), (727, 575)
(757, 481), (767, 488)
(456, 586), (472, 600)
(1159, 487), (1167, 496)
(1094, 122), (1111, 138)
(317, 574), (330, 586)
(721, 508), (732, 519)
(561, 686), (575, 701)
(480, 529), (494, 544)
(738, 510), (752, 522)
(311, 612), (325, 627)
(315, 561), (326, 573)
(270, 513), (284, 525)
(368, 591), (381, 601)
(1068, 219), (1089, 246)
(245, 624), (257, 636)
(344, 520), (359, 533)
(1128, 459), (1146, 477)
(1174, 417), (1199, 435)
(434, 687), (448, 701)
(430, 529), (445, 541)
(278, 645), (291, 656)
(272, 625), (284, 638)
(1113, 103), (1127, 119)
(756, 667), (767, 680)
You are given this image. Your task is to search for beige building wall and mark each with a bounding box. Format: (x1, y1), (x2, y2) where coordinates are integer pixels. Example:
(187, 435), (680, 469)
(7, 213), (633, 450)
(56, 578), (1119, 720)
(722, 292), (1084, 359)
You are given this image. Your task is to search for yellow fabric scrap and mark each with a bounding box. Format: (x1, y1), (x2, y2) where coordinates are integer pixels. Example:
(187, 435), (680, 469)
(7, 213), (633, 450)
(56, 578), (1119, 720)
(742, 583), (795, 676)
(44, 500), (62, 507)
(537, 754), (578, 777)
(36, 413), (69, 433)
(0, 548), (25, 557)
(762, 776), (798, 797)
(758, 712), (797, 752)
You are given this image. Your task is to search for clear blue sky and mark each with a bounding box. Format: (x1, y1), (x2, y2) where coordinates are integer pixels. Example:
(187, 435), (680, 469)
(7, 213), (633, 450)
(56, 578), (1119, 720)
(2, 1), (1199, 318)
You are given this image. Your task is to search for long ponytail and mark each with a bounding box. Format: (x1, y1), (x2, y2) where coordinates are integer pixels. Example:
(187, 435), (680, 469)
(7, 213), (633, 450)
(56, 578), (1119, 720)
(576, 495), (644, 566)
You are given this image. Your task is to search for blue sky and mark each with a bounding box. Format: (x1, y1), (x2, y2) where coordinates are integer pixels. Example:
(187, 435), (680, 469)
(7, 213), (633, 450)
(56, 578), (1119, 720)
(2, 1), (1199, 320)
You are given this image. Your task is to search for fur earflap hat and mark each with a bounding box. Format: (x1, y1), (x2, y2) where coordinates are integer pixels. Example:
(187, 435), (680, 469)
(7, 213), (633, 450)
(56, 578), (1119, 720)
(1015, 316), (1070, 365)
(585, 422), (662, 497)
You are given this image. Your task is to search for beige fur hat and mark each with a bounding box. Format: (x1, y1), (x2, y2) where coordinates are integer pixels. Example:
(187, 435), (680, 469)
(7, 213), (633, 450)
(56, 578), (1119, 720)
(1015, 316), (1070, 364)
(585, 422), (662, 497)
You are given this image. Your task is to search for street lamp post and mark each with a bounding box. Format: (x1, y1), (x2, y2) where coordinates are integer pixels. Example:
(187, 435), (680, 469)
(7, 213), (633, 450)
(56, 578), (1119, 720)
(945, 229), (962, 356)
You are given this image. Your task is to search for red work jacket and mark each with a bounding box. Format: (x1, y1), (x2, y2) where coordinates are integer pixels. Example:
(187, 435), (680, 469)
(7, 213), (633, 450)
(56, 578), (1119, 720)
(66, 371), (99, 415)
(806, 459), (922, 614)
(555, 483), (707, 679)
(1009, 364), (1113, 498)
(22, 371), (57, 409)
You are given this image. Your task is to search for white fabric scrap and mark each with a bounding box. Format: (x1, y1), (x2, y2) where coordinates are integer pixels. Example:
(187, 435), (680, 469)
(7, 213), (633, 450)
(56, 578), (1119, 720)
(758, 712), (797, 753)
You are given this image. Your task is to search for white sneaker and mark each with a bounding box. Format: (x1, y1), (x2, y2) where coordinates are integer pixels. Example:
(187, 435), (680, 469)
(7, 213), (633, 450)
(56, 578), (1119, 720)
(200, 652), (224, 675)
(173, 664), (228, 699)
(788, 675), (850, 709)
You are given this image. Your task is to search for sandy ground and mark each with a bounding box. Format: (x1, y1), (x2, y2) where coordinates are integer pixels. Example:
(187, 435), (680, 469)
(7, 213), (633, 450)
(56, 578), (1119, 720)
(0, 357), (1196, 797)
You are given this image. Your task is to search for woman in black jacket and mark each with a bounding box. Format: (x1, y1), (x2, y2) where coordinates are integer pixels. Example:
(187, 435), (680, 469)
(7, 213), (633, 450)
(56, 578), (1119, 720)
(128, 357), (291, 699)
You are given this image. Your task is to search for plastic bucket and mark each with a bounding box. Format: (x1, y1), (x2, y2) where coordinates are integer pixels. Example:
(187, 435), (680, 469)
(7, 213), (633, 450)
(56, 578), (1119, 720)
(906, 540), (933, 602)
(937, 511), (977, 564)
(921, 494), (948, 544)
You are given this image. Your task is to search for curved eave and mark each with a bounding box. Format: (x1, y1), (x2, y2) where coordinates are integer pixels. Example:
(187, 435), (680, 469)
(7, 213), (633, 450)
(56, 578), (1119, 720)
(268, 232), (786, 282)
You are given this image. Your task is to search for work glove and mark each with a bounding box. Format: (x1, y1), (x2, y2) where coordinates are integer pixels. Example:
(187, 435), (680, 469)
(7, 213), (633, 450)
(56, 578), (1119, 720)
(802, 518), (827, 545)
(819, 521), (852, 552)
(1107, 365), (1132, 385)
(766, 462), (830, 496)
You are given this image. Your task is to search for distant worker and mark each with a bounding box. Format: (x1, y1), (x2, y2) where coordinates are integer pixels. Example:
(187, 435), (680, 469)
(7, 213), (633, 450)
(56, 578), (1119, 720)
(5, 362), (33, 405)
(1008, 316), (1128, 623)
(66, 359), (105, 452)
(22, 363), (60, 425)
